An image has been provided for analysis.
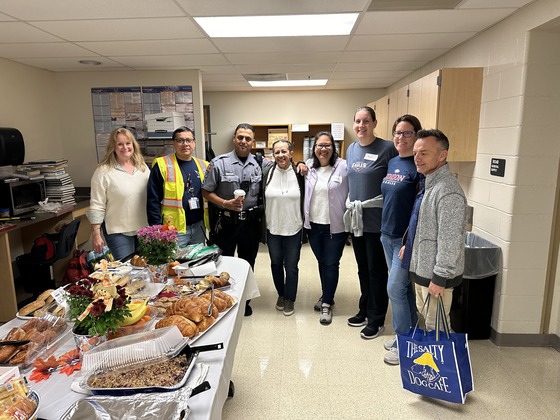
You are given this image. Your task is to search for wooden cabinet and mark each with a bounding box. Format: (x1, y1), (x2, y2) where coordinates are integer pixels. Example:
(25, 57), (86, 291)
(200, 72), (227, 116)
(407, 67), (483, 161)
(251, 123), (345, 162)
(369, 96), (390, 139)
(375, 67), (483, 161)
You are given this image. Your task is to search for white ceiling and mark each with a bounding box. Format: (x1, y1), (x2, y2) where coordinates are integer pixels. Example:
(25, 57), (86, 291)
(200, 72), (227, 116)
(0, 0), (536, 91)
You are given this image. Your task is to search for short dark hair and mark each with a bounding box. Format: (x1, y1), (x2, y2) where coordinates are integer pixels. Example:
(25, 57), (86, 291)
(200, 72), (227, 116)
(272, 139), (293, 152)
(173, 126), (194, 140)
(354, 106), (376, 122)
(392, 114), (422, 134)
(417, 129), (449, 151)
(311, 131), (338, 168)
(234, 123), (255, 135)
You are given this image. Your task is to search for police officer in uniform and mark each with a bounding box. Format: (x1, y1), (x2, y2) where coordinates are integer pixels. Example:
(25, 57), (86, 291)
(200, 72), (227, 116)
(202, 123), (266, 316)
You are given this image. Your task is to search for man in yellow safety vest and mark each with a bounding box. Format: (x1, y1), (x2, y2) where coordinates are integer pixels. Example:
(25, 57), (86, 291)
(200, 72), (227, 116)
(147, 126), (208, 247)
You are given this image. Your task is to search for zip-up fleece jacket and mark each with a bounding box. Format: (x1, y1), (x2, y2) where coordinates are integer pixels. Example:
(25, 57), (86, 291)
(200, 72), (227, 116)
(409, 163), (467, 289)
(303, 157), (349, 234)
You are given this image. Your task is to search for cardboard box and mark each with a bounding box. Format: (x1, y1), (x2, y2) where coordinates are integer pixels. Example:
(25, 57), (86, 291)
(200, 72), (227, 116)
(0, 366), (20, 385)
(267, 128), (289, 147)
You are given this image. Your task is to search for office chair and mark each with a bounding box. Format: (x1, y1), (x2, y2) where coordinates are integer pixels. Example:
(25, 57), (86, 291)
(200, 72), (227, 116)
(16, 216), (81, 299)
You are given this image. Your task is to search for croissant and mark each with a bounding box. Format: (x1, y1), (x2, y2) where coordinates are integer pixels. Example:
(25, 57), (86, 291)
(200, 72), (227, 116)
(196, 315), (216, 332)
(155, 315), (198, 338)
(213, 290), (235, 308)
(168, 298), (206, 323)
(197, 294), (227, 312)
(191, 296), (219, 318)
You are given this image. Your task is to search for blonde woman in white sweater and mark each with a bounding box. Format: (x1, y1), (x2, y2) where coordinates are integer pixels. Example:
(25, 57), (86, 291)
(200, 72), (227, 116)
(87, 127), (150, 260)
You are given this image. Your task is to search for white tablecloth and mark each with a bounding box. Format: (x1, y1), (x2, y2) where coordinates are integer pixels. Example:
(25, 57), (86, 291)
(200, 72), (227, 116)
(0, 256), (259, 420)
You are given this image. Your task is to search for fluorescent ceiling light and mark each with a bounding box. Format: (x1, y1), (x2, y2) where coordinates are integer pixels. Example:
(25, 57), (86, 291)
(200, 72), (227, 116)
(249, 80), (328, 87)
(195, 14), (358, 37)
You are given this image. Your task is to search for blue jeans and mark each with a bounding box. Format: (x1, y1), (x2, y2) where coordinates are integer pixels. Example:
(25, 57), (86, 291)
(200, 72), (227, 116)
(178, 220), (206, 247)
(306, 223), (347, 305)
(267, 229), (302, 302)
(381, 233), (418, 334)
(102, 223), (138, 261)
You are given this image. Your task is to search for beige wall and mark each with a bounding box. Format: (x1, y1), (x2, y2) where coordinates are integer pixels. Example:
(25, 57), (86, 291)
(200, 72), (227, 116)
(0, 58), (62, 160)
(203, 89), (383, 156)
(386, 0), (560, 337)
(52, 69), (205, 187)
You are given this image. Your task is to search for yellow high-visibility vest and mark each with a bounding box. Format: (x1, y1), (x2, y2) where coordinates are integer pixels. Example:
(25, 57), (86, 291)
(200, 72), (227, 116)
(154, 154), (209, 233)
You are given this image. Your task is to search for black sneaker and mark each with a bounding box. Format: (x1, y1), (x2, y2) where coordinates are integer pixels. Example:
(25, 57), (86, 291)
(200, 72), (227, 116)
(347, 315), (367, 327)
(244, 301), (253, 317)
(276, 296), (285, 311)
(360, 325), (385, 340)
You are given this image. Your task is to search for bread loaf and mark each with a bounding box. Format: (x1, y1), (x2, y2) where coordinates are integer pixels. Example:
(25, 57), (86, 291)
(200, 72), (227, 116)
(36, 289), (55, 304)
(18, 300), (45, 317)
(155, 315), (198, 338)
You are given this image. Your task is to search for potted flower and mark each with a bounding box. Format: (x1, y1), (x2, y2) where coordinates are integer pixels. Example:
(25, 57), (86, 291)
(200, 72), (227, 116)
(66, 277), (130, 355)
(137, 223), (178, 283)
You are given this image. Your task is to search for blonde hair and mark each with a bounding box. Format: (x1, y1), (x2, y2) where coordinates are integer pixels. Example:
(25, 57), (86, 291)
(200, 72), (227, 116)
(99, 127), (146, 171)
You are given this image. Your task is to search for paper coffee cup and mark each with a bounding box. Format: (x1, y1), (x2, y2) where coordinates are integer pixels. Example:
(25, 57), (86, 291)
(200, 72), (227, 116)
(234, 189), (246, 199)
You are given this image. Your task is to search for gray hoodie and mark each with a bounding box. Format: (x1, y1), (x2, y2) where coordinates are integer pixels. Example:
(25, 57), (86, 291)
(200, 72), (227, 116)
(409, 164), (467, 289)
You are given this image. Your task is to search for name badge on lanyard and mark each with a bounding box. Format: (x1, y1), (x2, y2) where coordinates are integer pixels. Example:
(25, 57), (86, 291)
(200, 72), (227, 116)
(188, 197), (200, 210)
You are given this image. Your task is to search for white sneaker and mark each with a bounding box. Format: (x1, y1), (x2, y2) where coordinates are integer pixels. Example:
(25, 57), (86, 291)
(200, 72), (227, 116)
(384, 347), (400, 365)
(384, 335), (397, 351)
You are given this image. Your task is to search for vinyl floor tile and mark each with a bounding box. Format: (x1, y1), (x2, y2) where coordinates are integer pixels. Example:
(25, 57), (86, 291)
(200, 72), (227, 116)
(223, 243), (560, 420)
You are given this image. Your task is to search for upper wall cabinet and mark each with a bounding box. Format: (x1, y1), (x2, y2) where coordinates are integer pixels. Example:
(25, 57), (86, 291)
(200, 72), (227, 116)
(407, 68), (483, 162)
(371, 67), (483, 161)
(369, 96), (390, 140)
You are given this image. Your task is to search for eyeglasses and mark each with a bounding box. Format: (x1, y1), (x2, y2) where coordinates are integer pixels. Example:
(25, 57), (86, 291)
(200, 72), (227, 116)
(236, 135), (253, 142)
(393, 131), (415, 138)
(174, 138), (195, 144)
(316, 144), (332, 149)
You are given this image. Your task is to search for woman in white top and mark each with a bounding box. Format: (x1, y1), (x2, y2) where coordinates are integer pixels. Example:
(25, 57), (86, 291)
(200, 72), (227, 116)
(303, 132), (349, 325)
(263, 140), (304, 316)
(87, 127), (150, 260)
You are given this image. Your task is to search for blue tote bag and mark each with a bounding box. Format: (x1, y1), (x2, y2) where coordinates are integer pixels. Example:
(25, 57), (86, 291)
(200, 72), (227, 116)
(397, 296), (474, 404)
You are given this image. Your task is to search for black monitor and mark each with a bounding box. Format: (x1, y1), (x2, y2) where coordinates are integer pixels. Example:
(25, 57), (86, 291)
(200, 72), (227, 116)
(0, 128), (25, 166)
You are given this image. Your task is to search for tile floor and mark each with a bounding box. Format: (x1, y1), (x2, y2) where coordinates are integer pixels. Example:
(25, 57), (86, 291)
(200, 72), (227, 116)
(222, 242), (560, 420)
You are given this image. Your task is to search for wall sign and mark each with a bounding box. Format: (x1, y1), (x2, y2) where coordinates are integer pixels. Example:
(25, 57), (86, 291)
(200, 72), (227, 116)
(490, 158), (506, 177)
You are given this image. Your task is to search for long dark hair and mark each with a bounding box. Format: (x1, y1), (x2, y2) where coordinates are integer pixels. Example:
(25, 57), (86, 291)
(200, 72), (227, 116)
(311, 131), (338, 168)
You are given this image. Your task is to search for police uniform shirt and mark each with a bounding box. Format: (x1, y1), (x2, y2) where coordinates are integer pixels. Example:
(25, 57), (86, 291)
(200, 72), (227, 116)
(203, 150), (262, 210)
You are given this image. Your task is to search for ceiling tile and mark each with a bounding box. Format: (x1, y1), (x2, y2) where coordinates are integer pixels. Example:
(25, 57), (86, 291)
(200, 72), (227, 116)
(0, 22), (61, 42)
(32, 18), (205, 41)
(213, 36), (349, 53)
(459, 0), (535, 9)
(0, 0), (186, 20)
(225, 52), (340, 65)
(77, 39), (218, 56)
(357, 10), (516, 34)
(111, 54), (229, 68)
(348, 33), (475, 51)
(0, 42), (97, 58)
(11, 56), (127, 70)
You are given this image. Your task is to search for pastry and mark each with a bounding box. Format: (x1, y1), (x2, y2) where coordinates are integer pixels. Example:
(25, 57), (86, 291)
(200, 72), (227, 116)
(167, 298), (206, 323)
(214, 290), (235, 308)
(155, 315), (198, 338)
(18, 299), (45, 317)
(5, 327), (26, 341)
(196, 315), (216, 332)
(36, 289), (55, 304)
